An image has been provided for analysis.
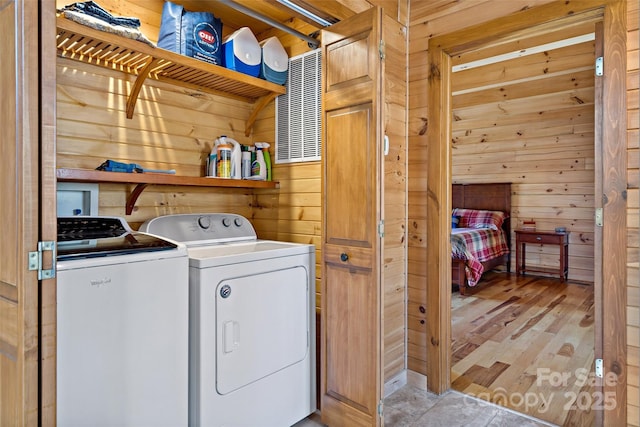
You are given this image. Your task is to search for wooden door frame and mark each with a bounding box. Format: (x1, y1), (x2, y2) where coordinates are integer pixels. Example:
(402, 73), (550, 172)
(425, 1), (627, 425)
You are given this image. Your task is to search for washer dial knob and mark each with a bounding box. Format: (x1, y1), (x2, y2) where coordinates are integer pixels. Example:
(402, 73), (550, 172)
(197, 216), (211, 229)
(234, 217), (243, 227)
(222, 217), (231, 227)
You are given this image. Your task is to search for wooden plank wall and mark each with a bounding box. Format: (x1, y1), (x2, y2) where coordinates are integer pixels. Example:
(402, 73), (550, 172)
(409, 1), (638, 424)
(451, 24), (596, 284)
(381, 13), (408, 385)
(626, 0), (639, 423)
(56, 0), (268, 230)
(56, 57), (257, 228)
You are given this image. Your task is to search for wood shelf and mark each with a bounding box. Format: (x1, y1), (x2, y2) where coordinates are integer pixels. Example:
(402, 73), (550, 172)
(55, 16), (286, 136)
(57, 168), (279, 215)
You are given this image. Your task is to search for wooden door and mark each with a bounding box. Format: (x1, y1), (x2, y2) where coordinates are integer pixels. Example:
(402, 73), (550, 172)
(321, 7), (384, 427)
(1, 1), (57, 425)
(0, 0), (47, 425)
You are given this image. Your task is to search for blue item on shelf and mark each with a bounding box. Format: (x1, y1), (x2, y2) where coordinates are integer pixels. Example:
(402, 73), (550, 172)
(223, 27), (261, 77)
(158, 1), (223, 65)
(259, 36), (289, 85)
(97, 160), (175, 174)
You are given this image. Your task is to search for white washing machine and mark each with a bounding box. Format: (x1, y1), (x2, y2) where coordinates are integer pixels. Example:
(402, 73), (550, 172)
(140, 213), (316, 427)
(56, 216), (189, 427)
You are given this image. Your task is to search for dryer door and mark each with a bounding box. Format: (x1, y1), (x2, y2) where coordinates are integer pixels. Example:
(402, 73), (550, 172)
(215, 265), (309, 394)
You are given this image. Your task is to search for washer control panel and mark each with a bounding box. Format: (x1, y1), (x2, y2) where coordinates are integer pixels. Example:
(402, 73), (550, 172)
(140, 213), (256, 244)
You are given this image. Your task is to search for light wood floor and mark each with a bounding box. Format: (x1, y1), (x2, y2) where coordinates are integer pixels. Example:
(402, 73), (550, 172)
(451, 272), (595, 426)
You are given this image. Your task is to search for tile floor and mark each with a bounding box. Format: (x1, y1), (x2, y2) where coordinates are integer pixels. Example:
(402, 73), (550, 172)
(294, 385), (557, 427)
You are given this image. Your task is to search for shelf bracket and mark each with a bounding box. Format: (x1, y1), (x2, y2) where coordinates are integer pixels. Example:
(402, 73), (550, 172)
(126, 183), (149, 215)
(245, 92), (279, 136)
(126, 57), (162, 119)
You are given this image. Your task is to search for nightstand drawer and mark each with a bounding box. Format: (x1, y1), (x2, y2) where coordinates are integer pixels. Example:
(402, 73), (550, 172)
(526, 233), (562, 244)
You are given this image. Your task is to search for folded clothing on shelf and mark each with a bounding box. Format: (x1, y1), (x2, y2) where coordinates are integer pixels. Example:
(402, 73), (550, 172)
(97, 160), (176, 174)
(59, 1), (140, 28)
(58, 1), (154, 46)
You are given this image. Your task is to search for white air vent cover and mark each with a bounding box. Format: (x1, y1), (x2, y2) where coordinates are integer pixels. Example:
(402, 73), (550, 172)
(275, 49), (321, 163)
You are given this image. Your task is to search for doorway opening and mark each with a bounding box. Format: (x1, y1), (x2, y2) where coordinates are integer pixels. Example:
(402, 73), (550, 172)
(425, 2), (627, 426)
(447, 22), (597, 425)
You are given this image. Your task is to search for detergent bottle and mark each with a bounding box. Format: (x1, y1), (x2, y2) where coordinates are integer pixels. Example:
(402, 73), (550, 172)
(216, 138), (232, 179)
(241, 145), (252, 179)
(255, 142), (272, 181)
(224, 136), (242, 179)
(250, 144), (267, 180)
(264, 150), (271, 181)
(207, 138), (221, 177)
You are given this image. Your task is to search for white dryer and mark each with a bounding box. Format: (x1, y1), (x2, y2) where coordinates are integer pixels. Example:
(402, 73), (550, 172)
(140, 213), (316, 427)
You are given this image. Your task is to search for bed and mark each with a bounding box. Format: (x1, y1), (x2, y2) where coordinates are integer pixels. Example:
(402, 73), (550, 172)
(451, 183), (511, 295)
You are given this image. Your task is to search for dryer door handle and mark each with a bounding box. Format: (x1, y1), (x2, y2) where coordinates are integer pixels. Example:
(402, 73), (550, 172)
(223, 320), (239, 353)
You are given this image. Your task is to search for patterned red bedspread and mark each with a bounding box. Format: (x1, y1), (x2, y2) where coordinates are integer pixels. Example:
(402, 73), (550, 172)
(451, 228), (509, 287)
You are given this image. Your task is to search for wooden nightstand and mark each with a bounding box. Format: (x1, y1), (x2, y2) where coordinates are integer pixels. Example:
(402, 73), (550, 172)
(515, 230), (570, 281)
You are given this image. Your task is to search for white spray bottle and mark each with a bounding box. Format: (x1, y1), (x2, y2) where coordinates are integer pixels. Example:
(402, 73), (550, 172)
(224, 136), (242, 179)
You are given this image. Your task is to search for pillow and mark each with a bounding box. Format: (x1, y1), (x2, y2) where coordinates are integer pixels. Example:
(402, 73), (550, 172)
(452, 208), (507, 230)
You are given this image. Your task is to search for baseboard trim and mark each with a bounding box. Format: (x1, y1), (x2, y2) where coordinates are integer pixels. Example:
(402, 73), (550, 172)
(406, 369), (428, 391)
(383, 370), (407, 397)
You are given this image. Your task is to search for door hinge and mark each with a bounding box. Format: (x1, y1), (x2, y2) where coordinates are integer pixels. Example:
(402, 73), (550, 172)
(595, 56), (603, 76)
(595, 358), (603, 378)
(377, 400), (384, 417)
(379, 39), (385, 60)
(378, 220), (385, 238)
(595, 208), (603, 227)
(28, 241), (56, 280)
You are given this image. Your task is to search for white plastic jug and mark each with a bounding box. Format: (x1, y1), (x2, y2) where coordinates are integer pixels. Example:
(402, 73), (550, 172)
(259, 36), (288, 84)
(223, 27), (261, 77)
(224, 136), (242, 179)
(207, 137), (223, 177)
